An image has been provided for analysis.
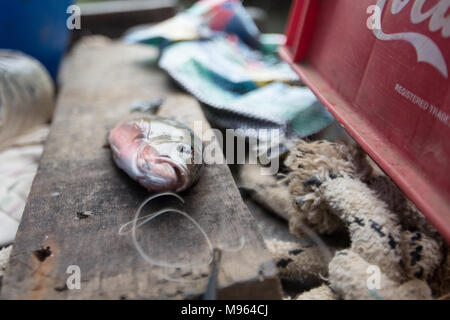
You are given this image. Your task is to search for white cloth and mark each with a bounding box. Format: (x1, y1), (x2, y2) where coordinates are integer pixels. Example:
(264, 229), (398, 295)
(0, 126), (48, 246)
(0, 245), (12, 277)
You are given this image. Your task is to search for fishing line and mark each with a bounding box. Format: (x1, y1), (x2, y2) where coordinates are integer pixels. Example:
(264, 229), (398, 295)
(130, 192), (214, 269)
(119, 192), (246, 283)
(119, 208), (183, 235)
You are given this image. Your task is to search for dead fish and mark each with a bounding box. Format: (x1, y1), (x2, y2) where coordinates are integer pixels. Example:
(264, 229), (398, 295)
(109, 115), (203, 193)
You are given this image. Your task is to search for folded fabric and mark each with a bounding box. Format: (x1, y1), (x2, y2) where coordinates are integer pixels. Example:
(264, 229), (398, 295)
(124, 0), (260, 49)
(124, 13), (201, 47)
(125, 0), (334, 139)
(159, 39), (333, 137)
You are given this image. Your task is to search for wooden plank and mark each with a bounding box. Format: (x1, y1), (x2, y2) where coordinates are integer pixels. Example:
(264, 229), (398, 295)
(0, 38), (281, 299)
(70, 0), (176, 44)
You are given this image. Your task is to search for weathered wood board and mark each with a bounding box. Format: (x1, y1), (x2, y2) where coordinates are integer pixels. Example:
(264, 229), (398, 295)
(1, 38), (281, 299)
(70, 0), (176, 44)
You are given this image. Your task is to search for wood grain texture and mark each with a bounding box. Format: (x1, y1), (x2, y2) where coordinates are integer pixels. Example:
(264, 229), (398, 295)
(1, 38), (281, 299)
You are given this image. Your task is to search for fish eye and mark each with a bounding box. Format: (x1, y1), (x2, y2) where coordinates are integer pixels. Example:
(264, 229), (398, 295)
(177, 144), (191, 154)
(134, 133), (146, 141)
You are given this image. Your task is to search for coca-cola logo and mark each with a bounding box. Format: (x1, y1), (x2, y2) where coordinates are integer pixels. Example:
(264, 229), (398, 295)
(367, 0), (449, 78)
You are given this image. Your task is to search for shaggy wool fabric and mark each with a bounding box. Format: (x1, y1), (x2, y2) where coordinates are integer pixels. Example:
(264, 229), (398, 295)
(319, 176), (405, 282)
(238, 139), (444, 299)
(310, 168), (442, 284)
(284, 140), (370, 237)
(366, 175), (442, 241)
(430, 246), (450, 298)
(265, 239), (331, 283)
(239, 164), (296, 221)
(283, 139), (445, 299)
(289, 194), (344, 237)
(366, 176), (444, 282)
(329, 250), (431, 300)
(400, 229), (443, 281)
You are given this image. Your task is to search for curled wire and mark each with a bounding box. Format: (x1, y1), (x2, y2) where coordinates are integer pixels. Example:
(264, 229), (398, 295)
(119, 192), (245, 283)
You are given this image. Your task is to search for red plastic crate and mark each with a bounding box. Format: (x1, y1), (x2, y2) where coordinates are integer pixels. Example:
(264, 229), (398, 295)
(280, 0), (450, 242)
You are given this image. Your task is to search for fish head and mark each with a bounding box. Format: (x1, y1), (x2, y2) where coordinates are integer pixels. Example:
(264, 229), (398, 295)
(109, 116), (202, 193)
(136, 140), (199, 193)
